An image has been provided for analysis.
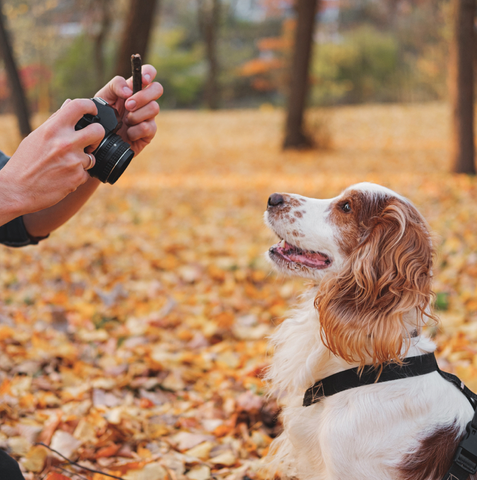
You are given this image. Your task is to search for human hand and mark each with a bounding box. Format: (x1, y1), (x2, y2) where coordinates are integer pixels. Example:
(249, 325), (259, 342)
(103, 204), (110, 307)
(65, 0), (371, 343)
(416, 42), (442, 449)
(0, 99), (104, 218)
(94, 64), (163, 156)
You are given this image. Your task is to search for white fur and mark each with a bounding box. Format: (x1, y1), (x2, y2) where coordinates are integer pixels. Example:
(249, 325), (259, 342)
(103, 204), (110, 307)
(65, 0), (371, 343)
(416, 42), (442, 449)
(264, 183), (474, 480)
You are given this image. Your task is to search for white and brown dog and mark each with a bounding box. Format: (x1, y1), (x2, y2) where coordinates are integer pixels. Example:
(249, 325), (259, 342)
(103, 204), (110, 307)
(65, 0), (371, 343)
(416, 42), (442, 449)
(264, 183), (475, 480)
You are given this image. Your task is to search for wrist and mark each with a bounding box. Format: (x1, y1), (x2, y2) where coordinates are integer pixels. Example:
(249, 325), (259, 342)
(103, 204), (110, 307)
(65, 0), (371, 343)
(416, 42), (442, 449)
(0, 171), (27, 224)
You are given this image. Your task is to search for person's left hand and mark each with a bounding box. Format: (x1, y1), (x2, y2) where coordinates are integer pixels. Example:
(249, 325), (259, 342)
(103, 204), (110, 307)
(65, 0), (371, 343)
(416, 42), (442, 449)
(94, 64), (163, 156)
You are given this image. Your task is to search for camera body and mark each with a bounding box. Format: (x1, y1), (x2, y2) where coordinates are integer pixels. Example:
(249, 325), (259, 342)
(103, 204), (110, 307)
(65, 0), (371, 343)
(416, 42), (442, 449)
(75, 97), (134, 184)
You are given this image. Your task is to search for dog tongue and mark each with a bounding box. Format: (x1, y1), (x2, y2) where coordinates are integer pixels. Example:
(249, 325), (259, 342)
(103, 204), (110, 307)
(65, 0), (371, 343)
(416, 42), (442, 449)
(276, 241), (329, 267)
(288, 251), (329, 267)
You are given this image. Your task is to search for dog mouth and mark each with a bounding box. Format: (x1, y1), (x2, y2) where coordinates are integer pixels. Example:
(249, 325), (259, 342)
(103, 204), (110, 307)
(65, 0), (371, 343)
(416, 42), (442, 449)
(269, 239), (332, 270)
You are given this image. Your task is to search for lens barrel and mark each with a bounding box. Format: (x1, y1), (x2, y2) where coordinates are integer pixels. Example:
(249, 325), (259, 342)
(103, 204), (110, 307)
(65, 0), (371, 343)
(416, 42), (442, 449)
(89, 134), (135, 185)
(75, 98), (135, 184)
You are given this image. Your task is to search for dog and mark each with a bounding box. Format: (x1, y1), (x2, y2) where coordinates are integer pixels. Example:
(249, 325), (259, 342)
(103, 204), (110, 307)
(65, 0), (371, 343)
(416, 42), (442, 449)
(263, 182), (475, 480)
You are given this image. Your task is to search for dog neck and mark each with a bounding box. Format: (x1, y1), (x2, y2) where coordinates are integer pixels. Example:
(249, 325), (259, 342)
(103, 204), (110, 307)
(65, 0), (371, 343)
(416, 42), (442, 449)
(266, 289), (435, 400)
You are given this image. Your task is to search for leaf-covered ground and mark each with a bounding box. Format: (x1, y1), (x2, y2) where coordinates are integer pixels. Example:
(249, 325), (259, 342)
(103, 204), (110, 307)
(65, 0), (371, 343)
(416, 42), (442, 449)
(1, 103), (477, 479)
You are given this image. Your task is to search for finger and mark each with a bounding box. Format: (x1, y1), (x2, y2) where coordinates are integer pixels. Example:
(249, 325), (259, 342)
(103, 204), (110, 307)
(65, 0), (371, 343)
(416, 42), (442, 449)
(82, 153), (96, 171)
(125, 64), (157, 91)
(96, 76), (133, 105)
(141, 64), (157, 85)
(52, 98), (99, 127)
(126, 101), (160, 126)
(78, 169), (91, 187)
(75, 122), (105, 151)
(44, 98), (73, 123)
(127, 119), (157, 143)
(125, 82), (163, 112)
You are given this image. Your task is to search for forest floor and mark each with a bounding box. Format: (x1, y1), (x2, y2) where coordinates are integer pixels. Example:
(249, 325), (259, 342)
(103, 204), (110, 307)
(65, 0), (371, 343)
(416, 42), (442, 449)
(1, 103), (477, 479)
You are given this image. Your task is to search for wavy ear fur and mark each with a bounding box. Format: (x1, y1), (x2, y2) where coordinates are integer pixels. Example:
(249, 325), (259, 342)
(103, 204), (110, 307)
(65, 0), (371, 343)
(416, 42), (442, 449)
(315, 198), (437, 367)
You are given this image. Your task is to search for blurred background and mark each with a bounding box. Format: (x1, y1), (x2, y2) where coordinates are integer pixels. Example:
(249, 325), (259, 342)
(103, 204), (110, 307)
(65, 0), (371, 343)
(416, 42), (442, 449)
(1, 0), (475, 170)
(0, 0), (470, 159)
(0, 0), (452, 110)
(2, 2), (477, 479)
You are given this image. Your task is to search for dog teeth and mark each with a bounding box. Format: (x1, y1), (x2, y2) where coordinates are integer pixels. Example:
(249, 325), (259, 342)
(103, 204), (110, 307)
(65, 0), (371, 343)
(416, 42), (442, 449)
(279, 240), (286, 248)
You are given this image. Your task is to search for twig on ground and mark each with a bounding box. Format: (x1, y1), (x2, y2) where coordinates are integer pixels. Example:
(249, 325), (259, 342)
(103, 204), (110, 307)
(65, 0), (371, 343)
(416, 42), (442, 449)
(35, 443), (126, 480)
(56, 464), (89, 480)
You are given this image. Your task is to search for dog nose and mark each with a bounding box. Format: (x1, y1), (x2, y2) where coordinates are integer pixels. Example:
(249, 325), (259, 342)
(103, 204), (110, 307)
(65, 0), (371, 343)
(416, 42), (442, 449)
(268, 193), (284, 207)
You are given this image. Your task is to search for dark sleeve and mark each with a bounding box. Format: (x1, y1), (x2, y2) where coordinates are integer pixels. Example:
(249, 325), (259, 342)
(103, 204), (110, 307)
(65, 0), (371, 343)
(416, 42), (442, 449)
(0, 151), (48, 247)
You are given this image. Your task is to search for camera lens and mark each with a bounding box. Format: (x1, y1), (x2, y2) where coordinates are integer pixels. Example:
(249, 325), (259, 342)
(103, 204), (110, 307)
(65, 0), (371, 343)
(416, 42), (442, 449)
(90, 134), (134, 185)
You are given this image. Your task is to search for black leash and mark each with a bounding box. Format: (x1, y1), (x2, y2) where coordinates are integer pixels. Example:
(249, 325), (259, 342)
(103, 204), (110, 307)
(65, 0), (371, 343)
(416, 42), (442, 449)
(302, 352), (477, 480)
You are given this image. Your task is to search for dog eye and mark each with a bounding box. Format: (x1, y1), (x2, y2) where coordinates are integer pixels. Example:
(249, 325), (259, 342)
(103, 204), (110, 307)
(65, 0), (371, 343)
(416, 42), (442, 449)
(341, 202), (351, 213)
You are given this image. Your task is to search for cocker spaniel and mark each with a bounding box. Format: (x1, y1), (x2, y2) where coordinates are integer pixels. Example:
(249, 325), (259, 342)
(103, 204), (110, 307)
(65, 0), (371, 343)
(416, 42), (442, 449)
(264, 183), (475, 480)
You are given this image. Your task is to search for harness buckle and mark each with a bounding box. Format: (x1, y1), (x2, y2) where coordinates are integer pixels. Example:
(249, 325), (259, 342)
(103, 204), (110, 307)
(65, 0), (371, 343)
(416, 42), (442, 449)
(453, 424), (477, 475)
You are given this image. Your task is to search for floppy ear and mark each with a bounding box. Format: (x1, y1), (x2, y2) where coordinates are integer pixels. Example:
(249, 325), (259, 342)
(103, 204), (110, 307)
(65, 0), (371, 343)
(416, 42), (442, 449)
(315, 199), (436, 367)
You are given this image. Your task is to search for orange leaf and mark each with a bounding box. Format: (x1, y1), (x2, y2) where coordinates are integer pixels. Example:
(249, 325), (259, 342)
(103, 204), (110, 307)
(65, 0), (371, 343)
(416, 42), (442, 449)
(95, 443), (121, 458)
(0, 325), (14, 341)
(45, 473), (72, 480)
(139, 398), (154, 409)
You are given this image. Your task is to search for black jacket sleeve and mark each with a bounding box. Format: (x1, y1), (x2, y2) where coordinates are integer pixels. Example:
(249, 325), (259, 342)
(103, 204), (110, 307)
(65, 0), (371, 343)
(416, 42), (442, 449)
(0, 151), (48, 247)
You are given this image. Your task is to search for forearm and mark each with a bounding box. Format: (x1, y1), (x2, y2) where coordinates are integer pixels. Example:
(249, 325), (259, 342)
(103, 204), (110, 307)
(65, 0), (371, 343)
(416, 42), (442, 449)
(23, 176), (101, 237)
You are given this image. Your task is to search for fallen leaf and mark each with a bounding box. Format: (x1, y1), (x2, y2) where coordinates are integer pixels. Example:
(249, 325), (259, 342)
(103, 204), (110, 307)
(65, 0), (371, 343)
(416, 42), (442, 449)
(124, 462), (167, 480)
(49, 430), (82, 459)
(186, 465), (211, 480)
(21, 445), (48, 472)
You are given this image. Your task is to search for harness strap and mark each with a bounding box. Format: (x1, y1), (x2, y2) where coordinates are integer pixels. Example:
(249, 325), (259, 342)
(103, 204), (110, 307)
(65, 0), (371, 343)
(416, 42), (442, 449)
(301, 353), (477, 480)
(437, 370), (477, 409)
(303, 352), (439, 407)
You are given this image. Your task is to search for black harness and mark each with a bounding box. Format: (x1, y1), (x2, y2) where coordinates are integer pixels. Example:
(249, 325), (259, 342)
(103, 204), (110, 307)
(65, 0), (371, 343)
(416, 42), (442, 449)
(302, 353), (477, 480)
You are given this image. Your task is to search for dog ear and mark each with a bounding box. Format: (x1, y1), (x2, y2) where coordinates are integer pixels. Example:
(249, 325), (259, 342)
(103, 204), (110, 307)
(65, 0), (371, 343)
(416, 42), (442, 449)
(315, 199), (436, 367)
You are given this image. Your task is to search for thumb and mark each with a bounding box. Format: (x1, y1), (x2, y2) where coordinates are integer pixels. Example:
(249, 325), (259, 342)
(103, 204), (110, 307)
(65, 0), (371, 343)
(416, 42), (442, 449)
(96, 76), (133, 105)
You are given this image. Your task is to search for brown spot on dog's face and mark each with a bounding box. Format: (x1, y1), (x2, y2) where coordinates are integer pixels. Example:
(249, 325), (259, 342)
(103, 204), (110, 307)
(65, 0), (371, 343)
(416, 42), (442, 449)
(269, 205), (291, 221)
(267, 194), (302, 223)
(294, 211), (303, 218)
(328, 190), (391, 256)
(289, 198), (304, 207)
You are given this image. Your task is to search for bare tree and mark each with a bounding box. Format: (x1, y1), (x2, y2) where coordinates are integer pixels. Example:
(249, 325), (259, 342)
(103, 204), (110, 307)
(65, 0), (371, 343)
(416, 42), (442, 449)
(87, 0), (113, 91)
(450, 0), (475, 174)
(0, 0), (31, 137)
(283, 0), (319, 150)
(198, 0), (221, 110)
(115, 0), (159, 80)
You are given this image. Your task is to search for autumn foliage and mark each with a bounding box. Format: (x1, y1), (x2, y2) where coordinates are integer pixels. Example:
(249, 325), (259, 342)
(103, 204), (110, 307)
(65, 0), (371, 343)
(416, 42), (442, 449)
(0, 103), (477, 478)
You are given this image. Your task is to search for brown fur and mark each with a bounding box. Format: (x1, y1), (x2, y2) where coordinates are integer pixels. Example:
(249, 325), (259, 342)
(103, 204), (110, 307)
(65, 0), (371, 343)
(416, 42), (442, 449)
(315, 193), (437, 367)
(398, 422), (477, 480)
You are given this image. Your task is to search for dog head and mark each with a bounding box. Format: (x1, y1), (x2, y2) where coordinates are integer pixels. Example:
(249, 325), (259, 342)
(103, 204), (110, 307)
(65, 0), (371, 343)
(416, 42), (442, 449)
(265, 182), (436, 366)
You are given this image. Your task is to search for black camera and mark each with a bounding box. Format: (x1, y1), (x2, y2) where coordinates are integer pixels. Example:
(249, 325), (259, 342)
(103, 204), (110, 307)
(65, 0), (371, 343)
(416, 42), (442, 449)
(75, 97), (134, 185)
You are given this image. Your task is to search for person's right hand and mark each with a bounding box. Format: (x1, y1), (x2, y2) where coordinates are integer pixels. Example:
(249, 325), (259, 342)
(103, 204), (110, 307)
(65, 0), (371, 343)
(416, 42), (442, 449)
(0, 99), (105, 218)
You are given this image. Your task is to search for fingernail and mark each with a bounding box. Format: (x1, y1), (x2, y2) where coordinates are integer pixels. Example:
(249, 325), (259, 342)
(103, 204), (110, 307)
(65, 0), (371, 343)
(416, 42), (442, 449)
(144, 74), (151, 83)
(126, 99), (136, 110)
(61, 98), (71, 108)
(123, 86), (133, 96)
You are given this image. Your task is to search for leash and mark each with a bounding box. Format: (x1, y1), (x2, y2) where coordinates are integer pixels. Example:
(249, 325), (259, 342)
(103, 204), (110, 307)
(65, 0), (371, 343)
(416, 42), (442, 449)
(302, 352), (477, 480)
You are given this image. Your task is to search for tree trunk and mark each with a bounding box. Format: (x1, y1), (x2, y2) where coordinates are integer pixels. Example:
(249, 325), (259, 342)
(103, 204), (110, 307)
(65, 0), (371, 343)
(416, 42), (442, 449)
(198, 0), (221, 110)
(91, 0), (112, 91)
(283, 0), (318, 150)
(450, 0), (475, 174)
(115, 0), (159, 80)
(0, 0), (31, 137)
